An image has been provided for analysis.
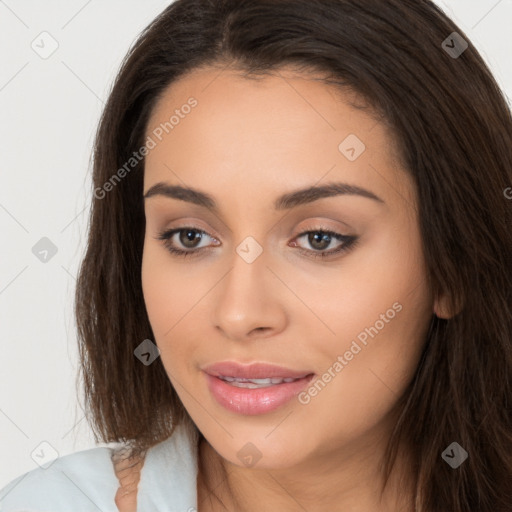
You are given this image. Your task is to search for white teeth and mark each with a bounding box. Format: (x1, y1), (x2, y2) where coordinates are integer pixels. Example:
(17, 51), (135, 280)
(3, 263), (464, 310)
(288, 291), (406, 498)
(229, 381), (271, 388)
(218, 375), (301, 388)
(252, 378), (276, 385)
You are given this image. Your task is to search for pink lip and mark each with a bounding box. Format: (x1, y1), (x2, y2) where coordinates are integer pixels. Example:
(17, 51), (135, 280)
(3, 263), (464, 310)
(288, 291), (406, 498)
(202, 361), (312, 379)
(202, 361), (315, 415)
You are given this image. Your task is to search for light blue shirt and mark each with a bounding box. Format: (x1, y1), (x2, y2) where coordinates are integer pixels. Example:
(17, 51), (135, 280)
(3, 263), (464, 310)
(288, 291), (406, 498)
(0, 422), (199, 511)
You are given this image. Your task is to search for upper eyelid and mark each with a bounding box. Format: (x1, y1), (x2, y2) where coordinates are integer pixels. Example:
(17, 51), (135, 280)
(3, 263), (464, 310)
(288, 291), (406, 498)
(159, 215), (353, 234)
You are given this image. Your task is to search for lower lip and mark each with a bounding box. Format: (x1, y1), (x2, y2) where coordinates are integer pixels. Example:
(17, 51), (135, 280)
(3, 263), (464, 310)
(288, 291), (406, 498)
(204, 372), (315, 415)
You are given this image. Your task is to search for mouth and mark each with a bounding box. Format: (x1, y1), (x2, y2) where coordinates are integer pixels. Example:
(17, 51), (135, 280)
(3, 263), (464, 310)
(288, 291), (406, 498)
(201, 361), (315, 415)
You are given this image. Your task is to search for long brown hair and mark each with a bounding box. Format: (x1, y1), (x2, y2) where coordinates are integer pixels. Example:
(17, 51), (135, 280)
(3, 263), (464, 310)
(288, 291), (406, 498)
(74, 1), (512, 510)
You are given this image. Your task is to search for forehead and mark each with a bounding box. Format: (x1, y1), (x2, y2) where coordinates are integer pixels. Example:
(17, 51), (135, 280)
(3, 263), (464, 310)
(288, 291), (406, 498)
(146, 66), (379, 145)
(143, 66), (414, 209)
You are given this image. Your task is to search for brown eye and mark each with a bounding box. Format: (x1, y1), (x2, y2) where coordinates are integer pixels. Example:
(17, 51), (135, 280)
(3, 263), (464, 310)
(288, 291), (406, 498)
(178, 229), (204, 249)
(292, 228), (358, 259)
(306, 231), (335, 251)
(155, 226), (358, 261)
(155, 227), (218, 258)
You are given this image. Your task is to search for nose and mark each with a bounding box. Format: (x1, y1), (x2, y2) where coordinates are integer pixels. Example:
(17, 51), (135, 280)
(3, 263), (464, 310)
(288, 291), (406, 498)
(211, 248), (287, 342)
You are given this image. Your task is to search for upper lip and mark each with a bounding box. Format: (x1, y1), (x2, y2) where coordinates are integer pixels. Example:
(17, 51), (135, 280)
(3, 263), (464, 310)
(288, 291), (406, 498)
(202, 361), (314, 379)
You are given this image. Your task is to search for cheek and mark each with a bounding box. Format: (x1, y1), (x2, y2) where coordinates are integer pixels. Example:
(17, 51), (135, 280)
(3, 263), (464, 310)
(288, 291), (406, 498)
(312, 244), (432, 429)
(141, 239), (207, 372)
(297, 224), (431, 435)
(141, 239), (194, 336)
(141, 242), (170, 334)
(288, 211), (429, 348)
(304, 304), (429, 443)
(295, 291), (430, 445)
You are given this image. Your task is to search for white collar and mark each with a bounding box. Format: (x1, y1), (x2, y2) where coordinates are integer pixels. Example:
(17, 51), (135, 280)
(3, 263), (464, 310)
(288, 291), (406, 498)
(137, 422), (199, 511)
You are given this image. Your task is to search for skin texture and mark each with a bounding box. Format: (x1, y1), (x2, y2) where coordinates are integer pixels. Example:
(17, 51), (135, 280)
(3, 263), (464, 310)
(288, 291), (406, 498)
(141, 66), (453, 511)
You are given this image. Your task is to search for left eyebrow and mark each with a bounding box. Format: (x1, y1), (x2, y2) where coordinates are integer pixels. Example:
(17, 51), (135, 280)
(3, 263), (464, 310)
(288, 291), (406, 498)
(143, 181), (385, 212)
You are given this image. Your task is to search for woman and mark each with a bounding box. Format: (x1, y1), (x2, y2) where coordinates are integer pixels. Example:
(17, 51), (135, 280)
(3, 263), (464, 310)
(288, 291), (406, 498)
(1, 0), (511, 511)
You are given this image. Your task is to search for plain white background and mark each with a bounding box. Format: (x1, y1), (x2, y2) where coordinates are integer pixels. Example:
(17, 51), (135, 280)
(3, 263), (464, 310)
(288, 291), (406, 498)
(0, 0), (511, 489)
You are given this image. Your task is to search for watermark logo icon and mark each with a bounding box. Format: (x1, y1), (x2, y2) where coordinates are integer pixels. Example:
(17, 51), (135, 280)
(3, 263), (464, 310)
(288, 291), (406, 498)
(32, 237), (58, 263)
(134, 339), (161, 366)
(31, 441), (59, 469)
(442, 32), (468, 59)
(236, 236), (263, 264)
(441, 442), (468, 468)
(338, 134), (366, 161)
(31, 31), (59, 59)
(237, 442), (262, 468)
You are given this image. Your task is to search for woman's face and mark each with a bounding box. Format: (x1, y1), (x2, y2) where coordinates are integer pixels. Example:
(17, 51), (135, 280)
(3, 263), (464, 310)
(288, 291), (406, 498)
(141, 66), (437, 470)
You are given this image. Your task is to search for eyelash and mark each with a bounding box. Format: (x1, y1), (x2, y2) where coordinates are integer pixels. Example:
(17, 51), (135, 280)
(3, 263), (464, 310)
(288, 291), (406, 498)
(155, 225), (359, 261)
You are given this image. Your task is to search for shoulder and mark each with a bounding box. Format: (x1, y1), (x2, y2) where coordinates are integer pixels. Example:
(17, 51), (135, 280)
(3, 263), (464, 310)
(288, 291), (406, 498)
(0, 445), (119, 512)
(0, 423), (200, 512)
